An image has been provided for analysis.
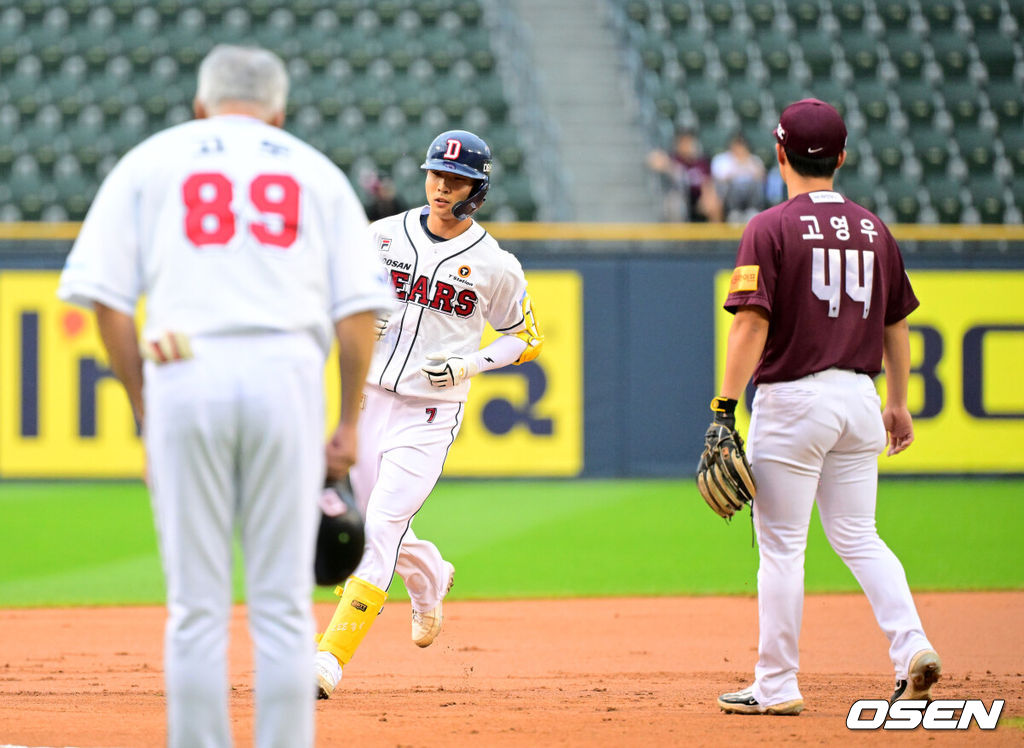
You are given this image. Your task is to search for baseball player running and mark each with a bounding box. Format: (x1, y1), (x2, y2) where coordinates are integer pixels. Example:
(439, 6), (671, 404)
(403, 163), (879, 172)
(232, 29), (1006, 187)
(714, 99), (940, 715)
(314, 129), (543, 698)
(58, 45), (393, 747)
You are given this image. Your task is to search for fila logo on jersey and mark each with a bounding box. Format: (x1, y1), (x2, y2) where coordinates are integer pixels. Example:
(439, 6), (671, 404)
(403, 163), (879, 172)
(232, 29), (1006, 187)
(443, 139), (462, 159)
(379, 237), (392, 251)
(389, 270), (477, 317)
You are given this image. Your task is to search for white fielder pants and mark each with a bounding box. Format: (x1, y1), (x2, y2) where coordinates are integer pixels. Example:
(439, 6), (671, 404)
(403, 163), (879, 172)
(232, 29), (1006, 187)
(349, 385), (462, 611)
(747, 368), (933, 706)
(145, 333), (323, 748)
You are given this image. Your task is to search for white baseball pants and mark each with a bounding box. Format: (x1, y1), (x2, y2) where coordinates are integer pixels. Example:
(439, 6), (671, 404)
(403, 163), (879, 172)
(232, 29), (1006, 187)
(747, 368), (933, 706)
(349, 385), (462, 611)
(145, 333), (323, 748)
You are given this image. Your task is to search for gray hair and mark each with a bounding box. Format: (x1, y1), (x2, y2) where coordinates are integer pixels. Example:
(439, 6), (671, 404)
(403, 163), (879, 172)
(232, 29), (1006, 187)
(196, 44), (288, 115)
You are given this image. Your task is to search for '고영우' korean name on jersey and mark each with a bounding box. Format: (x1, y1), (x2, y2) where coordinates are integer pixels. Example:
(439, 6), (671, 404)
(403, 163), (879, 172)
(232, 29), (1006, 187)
(389, 270), (477, 317)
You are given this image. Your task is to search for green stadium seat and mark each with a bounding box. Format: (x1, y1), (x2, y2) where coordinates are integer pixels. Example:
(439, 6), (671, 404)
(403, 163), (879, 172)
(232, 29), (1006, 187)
(942, 81), (983, 125)
(883, 177), (922, 222)
(973, 31), (1017, 80)
(987, 81), (1024, 128)
(885, 31), (926, 79)
(999, 129), (1024, 174)
(843, 31), (881, 79)
(956, 125), (996, 174)
(746, 0), (775, 28)
(798, 34), (835, 80)
(835, 171), (879, 213)
(623, 0), (650, 26)
(728, 80), (764, 123)
(785, 0), (821, 30)
(832, 0), (866, 31)
(962, 0), (1003, 30)
(672, 29), (709, 76)
(757, 31), (794, 79)
(911, 129), (953, 177)
(929, 31), (971, 79)
(895, 80), (936, 126)
(852, 80), (891, 126)
(922, 0), (957, 30)
(663, 0), (691, 27)
(454, 0), (483, 27)
(685, 79), (721, 125)
(703, 0), (733, 29)
(967, 176), (1007, 222)
(878, 0), (913, 30)
(928, 177), (966, 222)
(715, 33), (751, 78)
(867, 130), (905, 172)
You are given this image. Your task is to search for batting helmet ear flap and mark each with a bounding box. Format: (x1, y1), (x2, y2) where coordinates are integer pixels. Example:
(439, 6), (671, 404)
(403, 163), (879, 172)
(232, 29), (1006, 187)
(451, 179), (489, 221)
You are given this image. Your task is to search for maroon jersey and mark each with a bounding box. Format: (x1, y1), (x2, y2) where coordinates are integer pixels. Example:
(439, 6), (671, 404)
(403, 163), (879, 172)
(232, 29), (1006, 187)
(724, 190), (919, 385)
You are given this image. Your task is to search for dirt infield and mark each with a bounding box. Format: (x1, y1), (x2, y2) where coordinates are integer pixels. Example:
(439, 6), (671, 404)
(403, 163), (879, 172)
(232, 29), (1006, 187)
(1, 593), (1021, 747)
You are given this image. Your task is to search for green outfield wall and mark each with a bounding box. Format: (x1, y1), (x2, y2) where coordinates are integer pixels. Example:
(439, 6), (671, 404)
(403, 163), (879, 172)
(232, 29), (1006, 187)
(1, 223), (1022, 478)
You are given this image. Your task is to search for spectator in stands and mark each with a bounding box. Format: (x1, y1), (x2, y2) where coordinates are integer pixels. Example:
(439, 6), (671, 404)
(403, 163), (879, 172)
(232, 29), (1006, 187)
(361, 171), (407, 222)
(764, 163), (786, 206)
(711, 132), (767, 223)
(646, 129), (723, 222)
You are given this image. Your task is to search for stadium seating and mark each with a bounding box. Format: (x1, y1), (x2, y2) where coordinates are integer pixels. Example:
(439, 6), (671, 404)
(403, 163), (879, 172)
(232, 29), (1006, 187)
(0, 0), (537, 221)
(609, 0), (1024, 223)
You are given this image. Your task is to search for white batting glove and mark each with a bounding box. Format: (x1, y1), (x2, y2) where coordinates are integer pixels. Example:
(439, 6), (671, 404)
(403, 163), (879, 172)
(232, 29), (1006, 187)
(374, 316), (390, 341)
(421, 351), (479, 388)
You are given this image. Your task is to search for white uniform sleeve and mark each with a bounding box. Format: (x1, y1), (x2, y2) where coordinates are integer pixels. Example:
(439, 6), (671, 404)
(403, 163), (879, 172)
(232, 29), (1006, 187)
(57, 151), (143, 313)
(327, 182), (397, 321)
(487, 254), (529, 333)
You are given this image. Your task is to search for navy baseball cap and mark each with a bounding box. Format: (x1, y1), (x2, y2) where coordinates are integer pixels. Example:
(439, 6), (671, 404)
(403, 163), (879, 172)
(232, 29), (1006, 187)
(774, 98), (847, 158)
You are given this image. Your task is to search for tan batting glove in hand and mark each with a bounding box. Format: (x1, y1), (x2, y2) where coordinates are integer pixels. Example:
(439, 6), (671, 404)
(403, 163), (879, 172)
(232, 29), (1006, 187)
(374, 316), (390, 341)
(421, 351), (479, 388)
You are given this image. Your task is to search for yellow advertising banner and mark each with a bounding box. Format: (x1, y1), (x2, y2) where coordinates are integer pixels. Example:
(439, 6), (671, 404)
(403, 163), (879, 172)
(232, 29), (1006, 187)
(0, 269), (583, 478)
(0, 271), (144, 477)
(715, 270), (1024, 473)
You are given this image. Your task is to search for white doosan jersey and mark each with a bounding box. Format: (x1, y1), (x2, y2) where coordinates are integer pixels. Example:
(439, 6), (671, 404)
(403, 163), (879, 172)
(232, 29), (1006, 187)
(58, 114), (393, 354)
(370, 208), (529, 402)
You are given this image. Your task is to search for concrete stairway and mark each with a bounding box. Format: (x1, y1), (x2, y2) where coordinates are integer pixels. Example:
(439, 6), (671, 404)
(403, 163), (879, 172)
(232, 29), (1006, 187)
(509, 0), (660, 221)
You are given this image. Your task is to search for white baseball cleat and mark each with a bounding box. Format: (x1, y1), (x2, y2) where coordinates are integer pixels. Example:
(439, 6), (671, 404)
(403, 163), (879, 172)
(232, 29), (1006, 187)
(718, 687), (804, 715)
(411, 563), (455, 648)
(891, 649), (942, 702)
(315, 651), (343, 700)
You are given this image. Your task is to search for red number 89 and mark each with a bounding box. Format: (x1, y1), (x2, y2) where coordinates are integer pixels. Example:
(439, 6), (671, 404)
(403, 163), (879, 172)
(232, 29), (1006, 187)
(182, 172), (300, 249)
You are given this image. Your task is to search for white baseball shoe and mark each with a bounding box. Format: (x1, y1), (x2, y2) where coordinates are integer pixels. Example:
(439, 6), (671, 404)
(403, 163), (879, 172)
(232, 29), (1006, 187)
(891, 649), (942, 702)
(315, 651), (342, 700)
(411, 562), (455, 648)
(718, 687), (804, 715)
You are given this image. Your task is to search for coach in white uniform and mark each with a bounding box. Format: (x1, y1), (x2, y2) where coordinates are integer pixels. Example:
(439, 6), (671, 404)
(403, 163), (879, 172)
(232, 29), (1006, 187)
(57, 45), (393, 747)
(314, 130), (543, 698)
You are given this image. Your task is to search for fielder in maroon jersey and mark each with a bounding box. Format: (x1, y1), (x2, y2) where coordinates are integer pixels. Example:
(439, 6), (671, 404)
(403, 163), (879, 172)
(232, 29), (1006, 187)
(713, 99), (942, 715)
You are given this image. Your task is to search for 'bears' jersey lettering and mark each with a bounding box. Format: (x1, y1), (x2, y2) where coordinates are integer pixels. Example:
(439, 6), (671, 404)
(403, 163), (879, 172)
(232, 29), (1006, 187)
(389, 271), (478, 317)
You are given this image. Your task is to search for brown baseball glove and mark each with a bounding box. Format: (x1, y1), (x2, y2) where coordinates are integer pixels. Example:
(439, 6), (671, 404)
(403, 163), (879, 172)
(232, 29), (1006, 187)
(696, 398), (757, 520)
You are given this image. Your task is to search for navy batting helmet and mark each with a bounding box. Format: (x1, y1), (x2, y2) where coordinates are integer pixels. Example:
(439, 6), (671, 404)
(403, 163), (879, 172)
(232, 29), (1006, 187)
(421, 129), (491, 220)
(314, 475), (365, 587)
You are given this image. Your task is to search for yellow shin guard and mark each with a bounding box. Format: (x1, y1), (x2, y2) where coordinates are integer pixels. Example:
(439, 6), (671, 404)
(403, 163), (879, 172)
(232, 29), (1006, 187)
(317, 577), (388, 666)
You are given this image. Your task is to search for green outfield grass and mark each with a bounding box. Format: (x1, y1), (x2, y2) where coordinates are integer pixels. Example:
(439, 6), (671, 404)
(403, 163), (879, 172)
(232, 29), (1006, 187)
(0, 478), (1021, 607)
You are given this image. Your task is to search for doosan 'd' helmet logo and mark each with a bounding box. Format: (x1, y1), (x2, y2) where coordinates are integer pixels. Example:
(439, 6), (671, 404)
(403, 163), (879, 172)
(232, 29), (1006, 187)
(443, 139), (462, 159)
